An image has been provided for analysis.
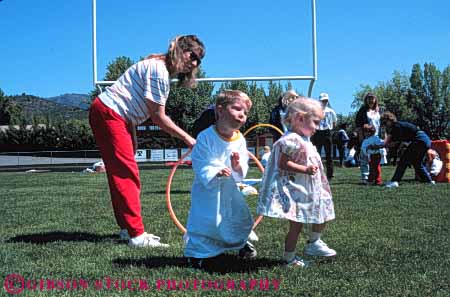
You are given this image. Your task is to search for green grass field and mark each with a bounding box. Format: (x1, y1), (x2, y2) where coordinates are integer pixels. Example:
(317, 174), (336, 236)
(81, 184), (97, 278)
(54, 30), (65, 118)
(1, 165), (449, 296)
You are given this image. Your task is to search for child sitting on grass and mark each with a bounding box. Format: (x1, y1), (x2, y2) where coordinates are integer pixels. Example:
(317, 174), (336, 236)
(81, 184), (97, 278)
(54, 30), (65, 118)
(184, 90), (256, 269)
(426, 149), (443, 179)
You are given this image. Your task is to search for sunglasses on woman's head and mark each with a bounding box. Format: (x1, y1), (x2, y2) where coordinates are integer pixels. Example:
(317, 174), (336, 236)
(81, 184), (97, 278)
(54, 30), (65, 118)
(189, 51), (201, 65)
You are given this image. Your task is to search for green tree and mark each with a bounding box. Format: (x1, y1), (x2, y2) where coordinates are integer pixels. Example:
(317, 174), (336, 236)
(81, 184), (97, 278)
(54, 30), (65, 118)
(165, 68), (214, 138)
(246, 82), (268, 129)
(408, 63), (450, 138)
(267, 81), (284, 106)
(104, 56), (134, 81)
(0, 89), (23, 125)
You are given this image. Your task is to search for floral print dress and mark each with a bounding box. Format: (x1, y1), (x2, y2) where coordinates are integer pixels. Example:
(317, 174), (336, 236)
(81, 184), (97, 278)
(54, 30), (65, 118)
(257, 132), (335, 224)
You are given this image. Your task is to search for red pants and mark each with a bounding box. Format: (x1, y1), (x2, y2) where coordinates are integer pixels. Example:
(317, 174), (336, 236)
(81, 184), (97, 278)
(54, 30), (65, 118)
(89, 97), (144, 237)
(368, 153), (382, 185)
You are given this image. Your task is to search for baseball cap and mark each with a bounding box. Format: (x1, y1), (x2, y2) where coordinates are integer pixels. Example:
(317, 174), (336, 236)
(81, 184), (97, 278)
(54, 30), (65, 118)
(319, 93), (329, 101)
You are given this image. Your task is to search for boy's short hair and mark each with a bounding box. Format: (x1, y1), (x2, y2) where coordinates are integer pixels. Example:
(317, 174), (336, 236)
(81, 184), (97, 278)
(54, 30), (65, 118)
(363, 124), (376, 135)
(381, 111), (397, 125)
(215, 90), (252, 112)
(263, 145), (271, 152)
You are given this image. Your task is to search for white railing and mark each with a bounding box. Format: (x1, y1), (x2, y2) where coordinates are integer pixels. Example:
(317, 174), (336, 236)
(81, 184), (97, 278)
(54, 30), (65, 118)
(0, 150), (102, 167)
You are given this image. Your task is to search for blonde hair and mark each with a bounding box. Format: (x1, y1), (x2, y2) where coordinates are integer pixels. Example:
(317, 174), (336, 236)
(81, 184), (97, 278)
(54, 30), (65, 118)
(146, 35), (205, 88)
(282, 97), (324, 129)
(280, 90), (299, 108)
(215, 90), (252, 118)
(263, 145), (271, 153)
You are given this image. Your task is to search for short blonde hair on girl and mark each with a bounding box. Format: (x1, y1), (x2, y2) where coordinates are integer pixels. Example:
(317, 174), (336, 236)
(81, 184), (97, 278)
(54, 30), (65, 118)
(282, 97), (324, 129)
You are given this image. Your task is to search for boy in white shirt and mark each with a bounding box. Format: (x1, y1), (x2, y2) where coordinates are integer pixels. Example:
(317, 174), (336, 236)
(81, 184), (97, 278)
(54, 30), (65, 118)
(184, 90), (256, 270)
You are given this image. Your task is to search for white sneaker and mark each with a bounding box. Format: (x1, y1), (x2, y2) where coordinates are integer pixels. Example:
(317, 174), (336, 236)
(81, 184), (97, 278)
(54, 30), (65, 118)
(128, 232), (170, 248)
(430, 181), (436, 185)
(304, 239), (336, 257)
(385, 181), (399, 188)
(248, 230), (259, 242)
(119, 229), (130, 240)
(283, 255), (309, 267)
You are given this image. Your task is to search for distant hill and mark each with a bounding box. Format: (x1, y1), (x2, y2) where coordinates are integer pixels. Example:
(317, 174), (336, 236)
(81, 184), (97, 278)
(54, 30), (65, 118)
(44, 93), (91, 110)
(9, 94), (89, 123)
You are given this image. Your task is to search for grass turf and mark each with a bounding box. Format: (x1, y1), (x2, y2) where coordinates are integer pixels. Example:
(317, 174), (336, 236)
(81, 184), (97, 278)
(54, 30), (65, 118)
(0, 165), (449, 296)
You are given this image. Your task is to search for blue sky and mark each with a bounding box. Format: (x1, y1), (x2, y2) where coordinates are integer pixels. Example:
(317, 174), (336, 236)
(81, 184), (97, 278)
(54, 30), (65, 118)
(1, 0), (449, 115)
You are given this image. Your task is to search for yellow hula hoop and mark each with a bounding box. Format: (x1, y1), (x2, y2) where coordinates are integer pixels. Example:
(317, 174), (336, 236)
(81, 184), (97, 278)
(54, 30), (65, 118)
(243, 123), (283, 137)
(166, 149), (265, 233)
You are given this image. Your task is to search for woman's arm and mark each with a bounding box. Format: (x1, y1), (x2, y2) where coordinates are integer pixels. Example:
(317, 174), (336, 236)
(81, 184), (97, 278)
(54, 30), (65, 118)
(147, 101), (196, 148)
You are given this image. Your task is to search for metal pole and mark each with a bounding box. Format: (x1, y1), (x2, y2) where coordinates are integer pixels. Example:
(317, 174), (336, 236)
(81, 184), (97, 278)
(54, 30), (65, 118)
(96, 75), (316, 86)
(92, 0), (318, 95)
(308, 0), (317, 97)
(92, 0), (98, 88)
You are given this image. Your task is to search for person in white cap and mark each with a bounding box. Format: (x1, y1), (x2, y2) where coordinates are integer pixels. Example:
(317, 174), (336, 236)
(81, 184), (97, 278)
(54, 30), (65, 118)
(311, 93), (337, 179)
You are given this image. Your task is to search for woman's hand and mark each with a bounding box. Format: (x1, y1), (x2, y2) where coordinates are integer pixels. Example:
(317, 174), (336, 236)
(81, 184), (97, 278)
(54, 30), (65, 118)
(184, 135), (196, 148)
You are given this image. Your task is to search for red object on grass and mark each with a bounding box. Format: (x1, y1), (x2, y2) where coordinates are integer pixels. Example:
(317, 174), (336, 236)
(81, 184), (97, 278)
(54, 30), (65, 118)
(431, 140), (450, 183)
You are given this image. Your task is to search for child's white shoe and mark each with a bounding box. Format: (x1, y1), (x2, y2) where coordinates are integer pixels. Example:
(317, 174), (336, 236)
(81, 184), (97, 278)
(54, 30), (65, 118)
(283, 255), (309, 267)
(304, 239), (336, 257)
(119, 229), (130, 240)
(248, 230), (259, 242)
(128, 232), (170, 248)
(385, 181), (399, 188)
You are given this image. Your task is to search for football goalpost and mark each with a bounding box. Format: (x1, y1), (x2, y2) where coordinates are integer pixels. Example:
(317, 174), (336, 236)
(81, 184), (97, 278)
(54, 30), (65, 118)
(91, 0), (318, 96)
(91, 0), (319, 233)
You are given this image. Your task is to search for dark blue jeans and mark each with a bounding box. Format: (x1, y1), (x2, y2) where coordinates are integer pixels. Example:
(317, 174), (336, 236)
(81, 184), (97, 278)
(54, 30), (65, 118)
(391, 136), (432, 183)
(312, 129), (333, 179)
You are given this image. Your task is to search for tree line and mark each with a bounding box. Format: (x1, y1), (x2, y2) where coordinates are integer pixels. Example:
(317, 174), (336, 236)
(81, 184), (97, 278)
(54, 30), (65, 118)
(0, 59), (448, 152)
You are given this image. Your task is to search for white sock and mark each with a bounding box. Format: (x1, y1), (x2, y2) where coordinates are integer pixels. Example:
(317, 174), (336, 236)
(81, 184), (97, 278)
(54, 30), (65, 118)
(248, 230), (259, 241)
(283, 251), (296, 262)
(309, 232), (321, 243)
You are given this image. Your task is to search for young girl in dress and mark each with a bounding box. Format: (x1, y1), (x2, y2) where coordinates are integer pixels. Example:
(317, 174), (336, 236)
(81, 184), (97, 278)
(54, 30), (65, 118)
(257, 97), (336, 267)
